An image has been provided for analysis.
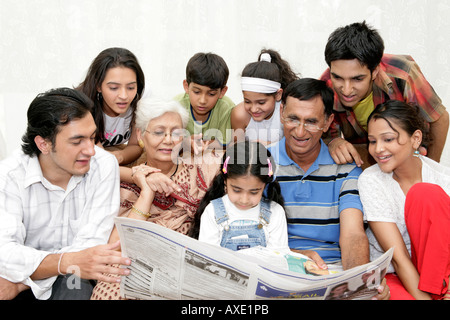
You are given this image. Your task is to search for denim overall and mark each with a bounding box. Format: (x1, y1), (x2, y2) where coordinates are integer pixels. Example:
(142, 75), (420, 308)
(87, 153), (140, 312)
(212, 198), (272, 251)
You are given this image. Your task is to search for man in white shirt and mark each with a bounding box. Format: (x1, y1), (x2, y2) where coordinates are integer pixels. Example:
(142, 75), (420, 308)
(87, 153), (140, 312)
(0, 88), (131, 300)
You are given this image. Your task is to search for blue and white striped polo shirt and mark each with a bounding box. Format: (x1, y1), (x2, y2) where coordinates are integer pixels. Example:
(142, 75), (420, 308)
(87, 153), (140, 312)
(269, 138), (363, 263)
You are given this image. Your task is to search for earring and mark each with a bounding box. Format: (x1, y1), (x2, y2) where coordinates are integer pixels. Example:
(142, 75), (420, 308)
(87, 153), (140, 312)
(96, 92), (102, 101)
(138, 139), (145, 149)
(413, 149), (420, 157)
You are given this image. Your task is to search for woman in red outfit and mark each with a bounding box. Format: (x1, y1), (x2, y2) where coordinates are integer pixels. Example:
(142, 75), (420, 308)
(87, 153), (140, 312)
(358, 100), (450, 300)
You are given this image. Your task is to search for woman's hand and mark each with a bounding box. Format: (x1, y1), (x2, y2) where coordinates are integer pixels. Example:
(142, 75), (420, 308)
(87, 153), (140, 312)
(132, 164), (181, 197)
(131, 164), (161, 191)
(145, 171), (182, 197)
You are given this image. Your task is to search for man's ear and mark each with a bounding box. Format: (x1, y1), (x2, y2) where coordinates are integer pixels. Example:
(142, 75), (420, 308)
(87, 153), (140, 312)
(34, 136), (51, 154)
(323, 113), (335, 133)
(371, 65), (381, 81)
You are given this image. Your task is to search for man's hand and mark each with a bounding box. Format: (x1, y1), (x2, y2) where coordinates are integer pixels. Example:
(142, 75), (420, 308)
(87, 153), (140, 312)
(61, 241), (131, 284)
(290, 249), (328, 271)
(0, 277), (29, 300)
(328, 138), (363, 167)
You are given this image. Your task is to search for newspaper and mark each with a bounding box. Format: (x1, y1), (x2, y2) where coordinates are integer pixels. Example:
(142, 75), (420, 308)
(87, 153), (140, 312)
(114, 216), (393, 300)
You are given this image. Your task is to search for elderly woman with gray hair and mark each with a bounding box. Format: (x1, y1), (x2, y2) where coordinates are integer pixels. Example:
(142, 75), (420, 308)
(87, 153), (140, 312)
(91, 99), (221, 300)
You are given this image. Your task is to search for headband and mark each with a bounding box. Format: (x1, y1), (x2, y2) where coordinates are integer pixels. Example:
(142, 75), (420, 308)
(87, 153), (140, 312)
(241, 77), (281, 94)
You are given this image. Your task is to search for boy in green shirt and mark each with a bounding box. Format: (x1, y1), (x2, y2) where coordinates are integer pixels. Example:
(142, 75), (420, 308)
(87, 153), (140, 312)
(175, 52), (235, 147)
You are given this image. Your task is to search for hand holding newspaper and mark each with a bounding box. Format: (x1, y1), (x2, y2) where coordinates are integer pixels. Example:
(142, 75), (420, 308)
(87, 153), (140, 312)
(114, 217), (393, 300)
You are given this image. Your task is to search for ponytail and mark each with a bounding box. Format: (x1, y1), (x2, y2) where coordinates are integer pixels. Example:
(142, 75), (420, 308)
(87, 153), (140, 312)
(242, 48), (299, 91)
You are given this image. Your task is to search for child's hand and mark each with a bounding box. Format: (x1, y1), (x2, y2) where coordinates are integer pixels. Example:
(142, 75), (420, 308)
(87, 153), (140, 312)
(192, 133), (214, 155)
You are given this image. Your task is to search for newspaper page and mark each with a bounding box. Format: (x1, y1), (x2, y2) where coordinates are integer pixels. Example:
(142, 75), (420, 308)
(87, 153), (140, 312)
(114, 217), (393, 300)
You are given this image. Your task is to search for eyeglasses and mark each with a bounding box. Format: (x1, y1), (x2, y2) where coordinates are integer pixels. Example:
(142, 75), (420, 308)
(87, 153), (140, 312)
(145, 129), (186, 140)
(281, 117), (324, 133)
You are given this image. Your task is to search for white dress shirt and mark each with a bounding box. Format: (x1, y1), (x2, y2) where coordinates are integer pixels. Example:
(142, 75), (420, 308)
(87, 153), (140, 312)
(0, 146), (120, 299)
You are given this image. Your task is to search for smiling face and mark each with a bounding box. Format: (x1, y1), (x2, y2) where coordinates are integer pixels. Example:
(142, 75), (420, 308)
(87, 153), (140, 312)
(281, 95), (333, 168)
(140, 112), (185, 165)
(329, 59), (379, 108)
(243, 90), (282, 122)
(367, 117), (422, 173)
(225, 174), (266, 211)
(38, 112), (97, 186)
(98, 66), (138, 117)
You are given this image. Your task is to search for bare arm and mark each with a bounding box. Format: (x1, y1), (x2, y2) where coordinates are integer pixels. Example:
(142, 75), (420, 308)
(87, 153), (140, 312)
(109, 128), (143, 165)
(427, 108), (449, 162)
(339, 208), (369, 270)
(230, 102), (250, 131)
(369, 221), (432, 300)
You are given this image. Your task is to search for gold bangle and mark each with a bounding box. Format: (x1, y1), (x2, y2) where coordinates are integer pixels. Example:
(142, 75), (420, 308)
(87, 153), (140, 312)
(131, 205), (151, 218)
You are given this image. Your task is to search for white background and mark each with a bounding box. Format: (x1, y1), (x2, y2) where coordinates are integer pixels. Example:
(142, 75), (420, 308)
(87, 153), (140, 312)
(1, 0), (449, 166)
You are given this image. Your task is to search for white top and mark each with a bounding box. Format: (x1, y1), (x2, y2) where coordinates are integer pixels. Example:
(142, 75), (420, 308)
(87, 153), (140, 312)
(0, 146), (120, 299)
(245, 101), (284, 144)
(198, 194), (289, 250)
(358, 156), (450, 273)
(102, 107), (133, 147)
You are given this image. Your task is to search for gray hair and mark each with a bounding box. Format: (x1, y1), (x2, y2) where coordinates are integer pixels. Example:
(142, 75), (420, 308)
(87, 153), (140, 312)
(134, 98), (189, 132)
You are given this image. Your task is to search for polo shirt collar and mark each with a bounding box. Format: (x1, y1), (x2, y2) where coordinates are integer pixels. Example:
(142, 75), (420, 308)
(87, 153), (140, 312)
(274, 138), (334, 172)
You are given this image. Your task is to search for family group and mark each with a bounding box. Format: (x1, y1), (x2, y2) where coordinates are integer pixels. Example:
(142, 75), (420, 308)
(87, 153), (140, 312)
(0, 21), (449, 301)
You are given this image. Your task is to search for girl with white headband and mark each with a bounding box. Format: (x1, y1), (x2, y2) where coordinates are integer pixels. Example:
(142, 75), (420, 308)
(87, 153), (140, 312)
(231, 49), (299, 145)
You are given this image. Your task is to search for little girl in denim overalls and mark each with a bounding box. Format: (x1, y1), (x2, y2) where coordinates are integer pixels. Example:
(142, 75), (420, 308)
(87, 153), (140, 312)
(192, 141), (288, 251)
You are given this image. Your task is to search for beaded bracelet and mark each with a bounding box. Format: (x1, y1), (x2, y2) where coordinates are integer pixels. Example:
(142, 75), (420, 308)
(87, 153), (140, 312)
(131, 205), (151, 218)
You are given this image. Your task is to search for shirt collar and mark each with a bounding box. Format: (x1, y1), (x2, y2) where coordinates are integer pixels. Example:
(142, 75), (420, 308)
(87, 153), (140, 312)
(23, 154), (85, 190)
(271, 138), (334, 171)
(24, 155), (45, 188)
(373, 65), (392, 95)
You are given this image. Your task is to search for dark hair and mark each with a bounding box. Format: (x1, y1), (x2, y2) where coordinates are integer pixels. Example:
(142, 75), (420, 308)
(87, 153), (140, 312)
(368, 100), (431, 147)
(185, 52), (229, 89)
(21, 88), (93, 157)
(242, 48), (299, 91)
(76, 47), (145, 143)
(189, 141), (284, 239)
(282, 78), (334, 117)
(325, 21), (384, 72)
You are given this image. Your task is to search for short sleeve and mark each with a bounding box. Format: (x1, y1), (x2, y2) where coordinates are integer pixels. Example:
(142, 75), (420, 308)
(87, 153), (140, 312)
(358, 169), (397, 223)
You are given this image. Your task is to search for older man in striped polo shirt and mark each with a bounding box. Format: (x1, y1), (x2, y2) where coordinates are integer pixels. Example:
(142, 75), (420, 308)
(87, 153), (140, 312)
(269, 78), (369, 271)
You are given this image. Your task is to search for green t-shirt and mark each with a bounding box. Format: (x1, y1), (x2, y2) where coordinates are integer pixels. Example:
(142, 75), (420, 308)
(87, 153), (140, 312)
(174, 93), (235, 145)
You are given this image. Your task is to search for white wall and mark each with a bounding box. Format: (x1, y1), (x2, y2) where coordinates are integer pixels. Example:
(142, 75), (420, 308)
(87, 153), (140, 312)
(1, 0), (449, 166)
